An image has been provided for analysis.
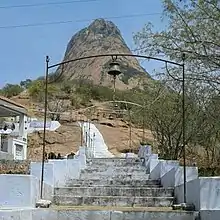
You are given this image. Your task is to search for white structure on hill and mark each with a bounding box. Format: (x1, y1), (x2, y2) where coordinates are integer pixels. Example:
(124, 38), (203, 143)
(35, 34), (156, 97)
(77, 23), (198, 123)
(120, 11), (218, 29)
(0, 96), (28, 160)
(79, 121), (114, 158)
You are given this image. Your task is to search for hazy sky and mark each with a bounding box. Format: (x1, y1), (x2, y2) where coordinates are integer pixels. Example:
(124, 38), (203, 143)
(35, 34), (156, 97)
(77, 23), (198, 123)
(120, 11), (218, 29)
(0, 0), (166, 88)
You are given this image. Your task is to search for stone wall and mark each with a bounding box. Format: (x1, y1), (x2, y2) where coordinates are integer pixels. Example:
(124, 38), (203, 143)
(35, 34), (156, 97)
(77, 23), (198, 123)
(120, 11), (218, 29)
(0, 151), (13, 160)
(0, 160), (30, 174)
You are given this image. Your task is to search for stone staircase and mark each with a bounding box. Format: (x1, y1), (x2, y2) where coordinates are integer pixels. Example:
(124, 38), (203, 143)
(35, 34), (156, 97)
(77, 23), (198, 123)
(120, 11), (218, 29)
(53, 158), (174, 207)
(52, 158), (199, 219)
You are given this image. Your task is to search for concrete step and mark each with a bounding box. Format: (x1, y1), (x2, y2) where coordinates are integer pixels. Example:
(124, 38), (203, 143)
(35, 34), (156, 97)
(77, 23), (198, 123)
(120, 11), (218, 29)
(79, 173), (150, 180)
(53, 195), (174, 207)
(55, 186), (174, 197)
(88, 158), (140, 162)
(66, 179), (160, 187)
(66, 184), (162, 188)
(87, 158), (141, 166)
(88, 163), (143, 168)
(80, 171), (148, 177)
(54, 207), (198, 220)
(81, 167), (147, 173)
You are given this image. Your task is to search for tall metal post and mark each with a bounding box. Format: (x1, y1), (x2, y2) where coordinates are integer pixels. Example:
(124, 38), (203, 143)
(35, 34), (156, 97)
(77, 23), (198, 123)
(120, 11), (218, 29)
(142, 104), (145, 142)
(40, 55), (49, 199)
(85, 131), (88, 147)
(80, 120), (83, 146)
(113, 75), (116, 101)
(182, 53), (186, 204)
(128, 108), (132, 152)
(88, 118), (91, 149)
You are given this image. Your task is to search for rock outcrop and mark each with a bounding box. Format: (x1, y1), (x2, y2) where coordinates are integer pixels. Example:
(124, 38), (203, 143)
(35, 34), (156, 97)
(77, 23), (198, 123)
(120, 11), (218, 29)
(55, 18), (151, 89)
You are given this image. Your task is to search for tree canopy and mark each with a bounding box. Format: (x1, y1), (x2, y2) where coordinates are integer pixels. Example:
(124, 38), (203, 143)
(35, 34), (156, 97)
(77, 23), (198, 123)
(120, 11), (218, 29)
(134, 0), (220, 168)
(134, 0), (220, 89)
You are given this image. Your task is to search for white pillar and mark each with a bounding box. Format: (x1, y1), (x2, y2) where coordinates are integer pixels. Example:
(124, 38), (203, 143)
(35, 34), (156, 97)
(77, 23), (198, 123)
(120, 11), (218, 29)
(18, 114), (28, 160)
(19, 114), (25, 139)
(19, 114), (28, 140)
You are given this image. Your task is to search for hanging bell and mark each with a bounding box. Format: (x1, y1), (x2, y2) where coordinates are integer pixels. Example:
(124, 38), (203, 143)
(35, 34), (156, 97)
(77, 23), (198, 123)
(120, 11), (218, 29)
(108, 61), (122, 76)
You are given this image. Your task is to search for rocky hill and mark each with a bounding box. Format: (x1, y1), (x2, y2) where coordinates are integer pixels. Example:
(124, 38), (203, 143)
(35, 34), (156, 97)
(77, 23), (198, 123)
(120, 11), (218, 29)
(6, 19), (156, 161)
(55, 19), (151, 89)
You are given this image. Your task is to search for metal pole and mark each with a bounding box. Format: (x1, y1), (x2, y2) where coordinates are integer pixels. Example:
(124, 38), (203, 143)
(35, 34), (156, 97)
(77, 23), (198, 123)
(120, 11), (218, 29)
(128, 108), (132, 152)
(85, 131), (88, 147)
(113, 75), (116, 101)
(40, 55), (49, 199)
(88, 119), (91, 149)
(182, 53), (186, 204)
(142, 105), (145, 142)
(81, 123), (83, 146)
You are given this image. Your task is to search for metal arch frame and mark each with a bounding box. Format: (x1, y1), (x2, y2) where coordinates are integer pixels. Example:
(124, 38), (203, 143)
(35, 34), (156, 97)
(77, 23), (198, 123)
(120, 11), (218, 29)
(40, 53), (186, 204)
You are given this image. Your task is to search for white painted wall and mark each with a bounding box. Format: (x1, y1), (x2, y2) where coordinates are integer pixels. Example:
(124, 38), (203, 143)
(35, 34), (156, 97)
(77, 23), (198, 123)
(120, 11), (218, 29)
(200, 177), (220, 210)
(0, 209), (32, 220)
(0, 151), (13, 160)
(79, 122), (114, 158)
(0, 175), (39, 208)
(31, 153), (85, 188)
(147, 158), (160, 174)
(200, 210), (220, 220)
(175, 177), (220, 211)
(175, 179), (200, 210)
(161, 168), (176, 188)
(175, 167), (198, 187)
(31, 162), (54, 186)
(138, 145), (152, 158)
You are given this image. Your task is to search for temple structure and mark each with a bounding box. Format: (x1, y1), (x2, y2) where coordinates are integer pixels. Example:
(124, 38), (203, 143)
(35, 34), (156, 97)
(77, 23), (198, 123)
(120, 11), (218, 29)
(0, 96), (28, 160)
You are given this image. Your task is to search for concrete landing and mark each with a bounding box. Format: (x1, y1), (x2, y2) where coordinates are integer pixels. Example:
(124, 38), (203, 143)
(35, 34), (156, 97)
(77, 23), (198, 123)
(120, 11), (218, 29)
(0, 207), (199, 220)
(52, 206), (198, 220)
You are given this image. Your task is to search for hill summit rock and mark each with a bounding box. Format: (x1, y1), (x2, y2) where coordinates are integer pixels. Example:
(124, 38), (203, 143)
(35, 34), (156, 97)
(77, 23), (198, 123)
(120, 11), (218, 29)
(56, 19), (151, 89)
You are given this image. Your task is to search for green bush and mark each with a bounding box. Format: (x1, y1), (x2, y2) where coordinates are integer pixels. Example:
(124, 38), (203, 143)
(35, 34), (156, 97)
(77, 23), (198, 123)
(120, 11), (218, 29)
(1, 84), (23, 98)
(28, 80), (59, 102)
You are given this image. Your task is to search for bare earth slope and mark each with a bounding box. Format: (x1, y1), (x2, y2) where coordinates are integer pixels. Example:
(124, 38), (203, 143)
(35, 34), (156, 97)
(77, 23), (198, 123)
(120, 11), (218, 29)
(11, 93), (154, 161)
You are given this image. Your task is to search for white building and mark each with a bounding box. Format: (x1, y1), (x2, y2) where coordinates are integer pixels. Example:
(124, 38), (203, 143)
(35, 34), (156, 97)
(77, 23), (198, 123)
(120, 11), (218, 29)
(0, 96), (28, 160)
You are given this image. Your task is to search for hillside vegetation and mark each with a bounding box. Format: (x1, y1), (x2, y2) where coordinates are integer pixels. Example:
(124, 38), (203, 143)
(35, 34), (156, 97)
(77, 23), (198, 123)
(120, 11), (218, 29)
(2, 75), (220, 176)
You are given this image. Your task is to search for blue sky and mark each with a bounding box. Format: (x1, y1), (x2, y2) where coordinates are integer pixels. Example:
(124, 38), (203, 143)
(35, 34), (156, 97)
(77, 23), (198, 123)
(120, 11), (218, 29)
(0, 0), (166, 88)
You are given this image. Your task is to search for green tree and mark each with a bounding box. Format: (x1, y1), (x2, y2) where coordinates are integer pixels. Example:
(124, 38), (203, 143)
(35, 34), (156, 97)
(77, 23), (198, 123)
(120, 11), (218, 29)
(20, 79), (32, 89)
(28, 80), (44, 101)
(1, 84), (23, 98)
(134, 0), (220, 88)
(28, 80), (58, 102)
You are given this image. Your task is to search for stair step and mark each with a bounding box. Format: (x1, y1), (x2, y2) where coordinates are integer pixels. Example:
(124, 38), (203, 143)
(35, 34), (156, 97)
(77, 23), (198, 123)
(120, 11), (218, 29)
(66, 184), (162, 188)
(79, 173), (150, 180)
(81, 167), (147, 173)
(52, 206), (198, 220)
(67, 179), (160, 187)
(54, 208), (198, 220)
(52, 205), (173, 211)
(55, 186), (174, 197)
(87, 158), (140, 162)
(87, 159), (141, 166)
(53, 195), (174, 207)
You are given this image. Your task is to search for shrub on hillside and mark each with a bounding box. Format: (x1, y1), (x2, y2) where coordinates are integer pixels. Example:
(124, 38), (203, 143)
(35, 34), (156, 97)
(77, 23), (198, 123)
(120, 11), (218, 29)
(1, 84), (24, 98)
(28, 80), (59, 102)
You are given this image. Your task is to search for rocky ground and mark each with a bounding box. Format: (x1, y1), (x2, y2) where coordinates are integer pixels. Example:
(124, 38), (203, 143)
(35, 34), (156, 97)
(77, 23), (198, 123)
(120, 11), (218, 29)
(27, 119), (154, 161)
(11, 92), (154, 161)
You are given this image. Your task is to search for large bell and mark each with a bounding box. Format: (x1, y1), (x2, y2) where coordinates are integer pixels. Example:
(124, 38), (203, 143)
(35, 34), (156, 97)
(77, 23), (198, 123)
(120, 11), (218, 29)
(108, 61), (121, 76)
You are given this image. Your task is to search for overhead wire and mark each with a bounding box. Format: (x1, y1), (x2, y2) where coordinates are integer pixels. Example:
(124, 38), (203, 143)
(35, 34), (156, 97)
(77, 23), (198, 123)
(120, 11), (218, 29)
(0, 12), (161, 29)
(0, 0), (102, 9)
